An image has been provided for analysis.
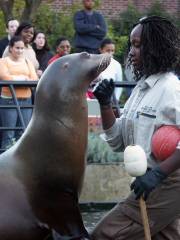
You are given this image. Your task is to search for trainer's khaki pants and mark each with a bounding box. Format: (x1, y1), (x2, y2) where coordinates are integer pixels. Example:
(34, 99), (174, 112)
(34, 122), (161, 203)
(91, 170), (180, 240)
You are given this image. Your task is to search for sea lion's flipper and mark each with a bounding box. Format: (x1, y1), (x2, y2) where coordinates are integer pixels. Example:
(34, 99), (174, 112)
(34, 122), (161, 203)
(42, 189), (90, 240)
(52, 229), (90, 240)
(51, 196), (90, 239)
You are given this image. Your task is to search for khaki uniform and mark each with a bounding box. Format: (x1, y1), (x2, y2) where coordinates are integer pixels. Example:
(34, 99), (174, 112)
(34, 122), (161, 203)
(92, 72), (180, 239)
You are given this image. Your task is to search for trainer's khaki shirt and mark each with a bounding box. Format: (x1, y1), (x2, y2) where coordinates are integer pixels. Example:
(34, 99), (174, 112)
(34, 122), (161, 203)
(101, 72), (180, 167)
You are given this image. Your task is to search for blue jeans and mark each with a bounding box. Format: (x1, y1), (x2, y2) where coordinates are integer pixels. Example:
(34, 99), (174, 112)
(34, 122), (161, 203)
(0, 97), (32, 150)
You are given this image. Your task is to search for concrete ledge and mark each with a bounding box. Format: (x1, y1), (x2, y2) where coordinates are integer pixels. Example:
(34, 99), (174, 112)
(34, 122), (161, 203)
(80, 164), (132, 202)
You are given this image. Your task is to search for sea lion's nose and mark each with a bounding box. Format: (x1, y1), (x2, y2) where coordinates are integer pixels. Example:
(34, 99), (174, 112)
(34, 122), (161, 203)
(80, 52), (91, 59)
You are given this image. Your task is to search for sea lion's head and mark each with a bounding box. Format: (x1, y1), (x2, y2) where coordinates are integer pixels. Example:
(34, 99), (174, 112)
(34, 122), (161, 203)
(34, 52), (111, 114)
(37, 52), (111, 93)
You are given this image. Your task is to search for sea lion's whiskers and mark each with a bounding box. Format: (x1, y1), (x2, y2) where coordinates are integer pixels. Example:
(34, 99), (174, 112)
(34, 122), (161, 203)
(97, 56), (106, 74)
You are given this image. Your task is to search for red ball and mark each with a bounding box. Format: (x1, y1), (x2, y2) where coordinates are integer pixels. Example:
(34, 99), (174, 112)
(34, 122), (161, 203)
(151, 126), (180, 161)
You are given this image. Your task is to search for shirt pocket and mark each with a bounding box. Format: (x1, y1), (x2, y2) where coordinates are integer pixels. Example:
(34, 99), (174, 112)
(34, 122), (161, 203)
(134, 112), (156, 153)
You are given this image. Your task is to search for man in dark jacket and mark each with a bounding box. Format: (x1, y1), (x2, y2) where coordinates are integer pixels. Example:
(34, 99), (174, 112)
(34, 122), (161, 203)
(0, 18), (19, 57)
(73, 0), (107, 54)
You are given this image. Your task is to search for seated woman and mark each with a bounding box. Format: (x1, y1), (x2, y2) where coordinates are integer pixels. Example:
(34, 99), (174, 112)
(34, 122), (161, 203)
(0, 35), (38, 150)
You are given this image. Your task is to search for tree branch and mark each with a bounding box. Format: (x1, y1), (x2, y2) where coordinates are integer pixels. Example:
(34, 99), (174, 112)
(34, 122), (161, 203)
(0, 0), (14, 24)
(20, 0), (42, 22)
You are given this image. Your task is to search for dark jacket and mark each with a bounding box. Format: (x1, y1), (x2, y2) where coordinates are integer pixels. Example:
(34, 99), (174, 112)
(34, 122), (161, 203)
(73, 10), (107, 51)
(32, 44), (53, 72)
(0, 37), (9, 57)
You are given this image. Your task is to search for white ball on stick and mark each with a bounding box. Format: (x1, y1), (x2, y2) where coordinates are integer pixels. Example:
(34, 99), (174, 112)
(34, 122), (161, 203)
(124, 145), (147, 177)
(124, 145), (152, 240)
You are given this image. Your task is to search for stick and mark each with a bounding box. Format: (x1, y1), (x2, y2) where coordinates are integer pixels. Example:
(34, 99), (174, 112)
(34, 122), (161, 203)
(139, 196), (152, 240)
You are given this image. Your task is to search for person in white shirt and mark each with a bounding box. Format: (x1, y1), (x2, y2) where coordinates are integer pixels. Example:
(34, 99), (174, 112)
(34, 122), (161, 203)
(99, 38), (123, 102)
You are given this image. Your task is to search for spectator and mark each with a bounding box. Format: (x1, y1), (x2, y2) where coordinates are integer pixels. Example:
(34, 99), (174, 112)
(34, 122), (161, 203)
(48, 37), (71, 65)
(32, 31), (53, 77)
(0, 18), (19, 57)
(87, 38), (123, 117)
(0, 19), (19, 149)
(91, 16), (180, 239)
(3, 22), (39, 71)
(0, 36), (38, 150)
(97, 38), (123, 101)
(73, 0), (107, 54)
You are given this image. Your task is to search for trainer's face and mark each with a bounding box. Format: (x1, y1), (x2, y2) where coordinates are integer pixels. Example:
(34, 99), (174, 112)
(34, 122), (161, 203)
(129, 24), (142, 70)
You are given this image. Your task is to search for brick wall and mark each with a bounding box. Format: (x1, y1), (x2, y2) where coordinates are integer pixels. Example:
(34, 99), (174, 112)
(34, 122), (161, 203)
(44, 0), (179, 19)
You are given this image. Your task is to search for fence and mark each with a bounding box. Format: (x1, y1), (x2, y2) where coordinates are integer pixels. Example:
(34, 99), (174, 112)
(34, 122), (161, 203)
(0, 80), (136, 154)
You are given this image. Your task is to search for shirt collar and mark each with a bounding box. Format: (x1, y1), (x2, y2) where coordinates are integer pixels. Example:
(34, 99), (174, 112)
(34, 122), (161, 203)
(138, 73), (166, 90)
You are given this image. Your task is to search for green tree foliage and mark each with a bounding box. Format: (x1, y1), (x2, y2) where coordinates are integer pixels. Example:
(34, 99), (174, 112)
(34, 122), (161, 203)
(0, 0), (43, 24)
(0, 11), (6, 37)
(109, 0), (180, 64)
(87, 133), (122, 163)
(145, 0), (179, 27)
(33, 3), (81, 52)
(113, 35), (128, 65)
(146, 0), (172, 18)
(112, 3), (141, 36)
(13, 0), (25, 20)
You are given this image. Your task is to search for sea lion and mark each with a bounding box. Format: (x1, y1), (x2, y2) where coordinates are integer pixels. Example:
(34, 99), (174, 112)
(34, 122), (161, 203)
(0, 52), (111, 240)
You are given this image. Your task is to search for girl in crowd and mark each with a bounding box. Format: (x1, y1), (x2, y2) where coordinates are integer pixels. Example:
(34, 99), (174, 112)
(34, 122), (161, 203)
(0, 36), (38, 149)
(32, 31), (53, 77)
(48, 37), (71, 65)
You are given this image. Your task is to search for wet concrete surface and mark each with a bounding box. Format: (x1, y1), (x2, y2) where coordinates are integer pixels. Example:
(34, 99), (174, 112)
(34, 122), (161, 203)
(82, 211), (107, 231)
(80, 202), (117, 231)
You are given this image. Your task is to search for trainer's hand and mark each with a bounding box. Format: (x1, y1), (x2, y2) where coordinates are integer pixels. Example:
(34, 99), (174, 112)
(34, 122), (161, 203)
(93, 79), (115, 106)
(130, 166), (167, 200)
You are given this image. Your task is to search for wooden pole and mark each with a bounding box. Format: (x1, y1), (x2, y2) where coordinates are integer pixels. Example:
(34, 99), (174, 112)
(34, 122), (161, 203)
(139, 196), (152, 240)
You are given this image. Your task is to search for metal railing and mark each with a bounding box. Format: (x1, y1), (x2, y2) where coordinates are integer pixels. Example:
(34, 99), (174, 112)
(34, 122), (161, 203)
(0, 80), (38, 153)
(0, 80), (136, 153)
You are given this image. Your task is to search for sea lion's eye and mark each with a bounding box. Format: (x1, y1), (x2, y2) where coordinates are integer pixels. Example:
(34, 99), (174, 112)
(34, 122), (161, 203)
(63, 62), (69, 69)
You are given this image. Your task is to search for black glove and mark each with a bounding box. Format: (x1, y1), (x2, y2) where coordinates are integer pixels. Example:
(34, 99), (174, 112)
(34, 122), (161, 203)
(93, 79), (115, 106)
(130, 166), (167, 200)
